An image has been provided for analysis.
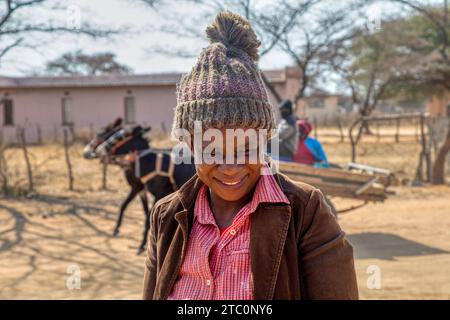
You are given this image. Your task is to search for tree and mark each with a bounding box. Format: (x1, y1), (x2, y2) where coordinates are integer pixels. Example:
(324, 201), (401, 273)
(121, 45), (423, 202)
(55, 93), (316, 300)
(385, 2), (450, 95)
(348, 0), (450, 183)
(387, 1), (450, 184)
(45, 50), (133, 76)
(329, 3), (434, 135)
(273, 1), (368, 105)
(331, 26), (399, 122)
(142, 0), (317, 103)
(0, 0), (120, 64)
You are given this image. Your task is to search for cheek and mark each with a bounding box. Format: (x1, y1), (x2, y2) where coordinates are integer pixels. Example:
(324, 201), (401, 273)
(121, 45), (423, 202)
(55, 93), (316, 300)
(243, 164), (262, 189)
(196, 164), (215, 182)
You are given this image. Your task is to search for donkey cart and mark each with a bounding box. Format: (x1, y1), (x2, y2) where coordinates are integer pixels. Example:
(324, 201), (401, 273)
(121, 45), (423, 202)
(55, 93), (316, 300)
(277, 161), (395, 215)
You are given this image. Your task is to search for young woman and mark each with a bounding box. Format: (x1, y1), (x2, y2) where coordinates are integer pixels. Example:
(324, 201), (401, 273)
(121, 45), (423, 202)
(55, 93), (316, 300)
(142, 11), (358, 300)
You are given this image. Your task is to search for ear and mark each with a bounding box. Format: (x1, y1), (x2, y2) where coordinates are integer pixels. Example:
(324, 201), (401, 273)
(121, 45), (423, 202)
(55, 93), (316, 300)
(114, 118), (123, 126)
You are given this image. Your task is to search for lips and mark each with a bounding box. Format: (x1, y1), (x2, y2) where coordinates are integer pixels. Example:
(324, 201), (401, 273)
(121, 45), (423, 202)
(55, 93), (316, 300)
(214, 174), (249, 189)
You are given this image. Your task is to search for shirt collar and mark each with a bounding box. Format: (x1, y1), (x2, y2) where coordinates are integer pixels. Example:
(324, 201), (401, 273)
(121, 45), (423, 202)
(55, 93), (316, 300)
(194, 165), (289, 225)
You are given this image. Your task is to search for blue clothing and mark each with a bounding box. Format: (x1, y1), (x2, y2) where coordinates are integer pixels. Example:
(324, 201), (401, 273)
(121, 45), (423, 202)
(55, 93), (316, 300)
(304, 137), (330, 168)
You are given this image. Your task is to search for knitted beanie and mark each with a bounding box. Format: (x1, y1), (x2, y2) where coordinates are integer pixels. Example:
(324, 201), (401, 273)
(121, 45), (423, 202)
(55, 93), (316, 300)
(172, 11), (275, 136)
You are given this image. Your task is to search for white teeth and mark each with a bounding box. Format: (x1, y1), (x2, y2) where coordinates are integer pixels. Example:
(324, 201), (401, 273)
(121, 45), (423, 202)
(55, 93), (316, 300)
(222, 180), (240, 186)
(216, 175), (248, 186)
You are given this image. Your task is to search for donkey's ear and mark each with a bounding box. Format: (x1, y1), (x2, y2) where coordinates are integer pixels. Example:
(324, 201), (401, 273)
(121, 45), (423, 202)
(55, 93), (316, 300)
(132, 125), (143, 136)
(143, 126), (151, 133)
(113, 118), (123, 127)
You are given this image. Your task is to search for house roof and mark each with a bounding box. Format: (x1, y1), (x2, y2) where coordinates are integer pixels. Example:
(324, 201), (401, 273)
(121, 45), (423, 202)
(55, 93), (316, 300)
(0, 67), (295, 89)
(0, 73), (182, 89)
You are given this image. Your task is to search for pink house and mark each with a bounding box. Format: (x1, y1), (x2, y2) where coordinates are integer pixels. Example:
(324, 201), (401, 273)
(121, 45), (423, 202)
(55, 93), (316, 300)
(0, 66), (302, 144)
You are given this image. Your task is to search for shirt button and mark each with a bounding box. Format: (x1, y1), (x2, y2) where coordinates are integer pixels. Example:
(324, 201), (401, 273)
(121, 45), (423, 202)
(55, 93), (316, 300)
(206, 279), (211, 286)
(230, 229), (236, 235)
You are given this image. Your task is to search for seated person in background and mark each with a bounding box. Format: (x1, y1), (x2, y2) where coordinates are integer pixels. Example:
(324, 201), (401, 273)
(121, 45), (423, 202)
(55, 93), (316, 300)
(276, 99), (298, 162)
(294, 120), (330, 168)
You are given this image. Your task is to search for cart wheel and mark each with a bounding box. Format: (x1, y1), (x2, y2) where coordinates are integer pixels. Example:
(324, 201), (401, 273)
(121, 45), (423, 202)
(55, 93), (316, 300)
(325, 196), (338, 218)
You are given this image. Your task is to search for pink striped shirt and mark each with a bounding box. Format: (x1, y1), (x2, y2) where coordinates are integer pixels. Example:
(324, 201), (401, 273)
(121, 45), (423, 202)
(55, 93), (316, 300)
(167, 166), (289, 300)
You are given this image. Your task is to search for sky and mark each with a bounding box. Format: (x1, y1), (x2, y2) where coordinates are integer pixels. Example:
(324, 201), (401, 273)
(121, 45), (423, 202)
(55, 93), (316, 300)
(0, 0), (295, 76)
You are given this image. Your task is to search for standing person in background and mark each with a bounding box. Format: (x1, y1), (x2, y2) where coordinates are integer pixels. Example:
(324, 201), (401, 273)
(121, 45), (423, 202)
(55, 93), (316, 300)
(277, 100), (298, 162)
(294, 120), (330, 168)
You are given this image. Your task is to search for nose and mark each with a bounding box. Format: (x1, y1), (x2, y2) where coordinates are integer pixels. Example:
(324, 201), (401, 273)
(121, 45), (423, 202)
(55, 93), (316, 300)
(83, 151), (93, 159)
(83, 146), (95, 159)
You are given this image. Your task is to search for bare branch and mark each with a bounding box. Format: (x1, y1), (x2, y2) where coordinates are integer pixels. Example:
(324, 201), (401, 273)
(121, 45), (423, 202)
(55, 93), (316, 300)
(0, 0), (45, 29)
(0, 0), (124, 63)
(0, 37), (22, 59)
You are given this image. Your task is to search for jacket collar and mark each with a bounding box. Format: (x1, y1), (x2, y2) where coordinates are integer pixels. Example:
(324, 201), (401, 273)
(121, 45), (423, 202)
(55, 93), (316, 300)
(176, 172), (204, 213)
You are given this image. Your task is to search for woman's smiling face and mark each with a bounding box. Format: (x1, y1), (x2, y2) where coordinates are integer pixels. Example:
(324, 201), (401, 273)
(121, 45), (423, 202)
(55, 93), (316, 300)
(194, 128), (265, 202)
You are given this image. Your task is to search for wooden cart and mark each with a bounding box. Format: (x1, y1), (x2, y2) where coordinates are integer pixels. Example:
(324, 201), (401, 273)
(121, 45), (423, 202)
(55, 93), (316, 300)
(277, 161), (395, 214)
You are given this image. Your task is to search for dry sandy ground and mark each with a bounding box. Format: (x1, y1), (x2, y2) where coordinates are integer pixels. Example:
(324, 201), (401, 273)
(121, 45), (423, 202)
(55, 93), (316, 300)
(336, 187), (450, 299)
(0, 141), (449, 299)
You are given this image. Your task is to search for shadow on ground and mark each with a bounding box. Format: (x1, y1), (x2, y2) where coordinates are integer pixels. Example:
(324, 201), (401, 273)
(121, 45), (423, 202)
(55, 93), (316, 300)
(347, 232), (448, 260)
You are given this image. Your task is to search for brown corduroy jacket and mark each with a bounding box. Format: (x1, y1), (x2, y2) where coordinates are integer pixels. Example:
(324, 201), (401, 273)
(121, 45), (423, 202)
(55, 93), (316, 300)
(142, 172), (359, 300)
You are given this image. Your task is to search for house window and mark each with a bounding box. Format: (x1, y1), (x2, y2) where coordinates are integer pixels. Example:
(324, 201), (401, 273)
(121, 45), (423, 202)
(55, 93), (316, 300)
(62, 97), (74, 125)
(310, 98), (325, 109)
(124, 96), (135, 124)
(2, 98), (14, 126)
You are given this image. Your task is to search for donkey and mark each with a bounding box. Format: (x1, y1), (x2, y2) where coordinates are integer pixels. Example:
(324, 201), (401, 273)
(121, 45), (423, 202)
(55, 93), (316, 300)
(83, 119), (151, 239)
(97, 128), (196, 254)
(85, 121), (196, 254)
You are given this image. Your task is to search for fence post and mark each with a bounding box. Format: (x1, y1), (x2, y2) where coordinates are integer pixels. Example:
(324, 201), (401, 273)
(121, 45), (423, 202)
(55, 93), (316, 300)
(349, 118), (363, 163)
(63, 128), (74, 191)
(53, 124), (58, 143)
(89, 123), (95, 140)
(376, 122), (380, 142)
(313, 117), (318, 139)
(69, 124), (75, 143)
(102, 156), (108, 190)
(37, 124), (42, 145)
(161, 121), (167, 135)
(337, 117), (344, 142)
(0, 131), (8, 195)
(395, 118), (400, 143)
(17, 126), (33, 192)
(414, 114), (431, 183)
(415, 117), (420, 142)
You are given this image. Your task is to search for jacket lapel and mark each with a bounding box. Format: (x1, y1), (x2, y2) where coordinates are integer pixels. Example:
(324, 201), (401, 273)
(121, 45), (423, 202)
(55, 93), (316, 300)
(155, 209), (187, 300)
(157, 174), (202, 299)
(250, 204), (291, 300)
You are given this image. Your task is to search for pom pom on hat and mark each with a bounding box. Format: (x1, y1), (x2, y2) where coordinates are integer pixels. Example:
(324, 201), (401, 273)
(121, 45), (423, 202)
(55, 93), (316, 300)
(206, 10), (261, 61)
